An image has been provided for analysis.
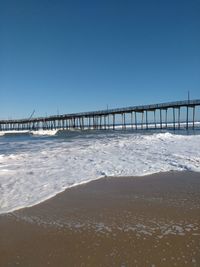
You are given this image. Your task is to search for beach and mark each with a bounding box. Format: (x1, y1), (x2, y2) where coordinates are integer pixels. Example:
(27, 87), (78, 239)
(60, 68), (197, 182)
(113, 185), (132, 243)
(0, 171), (200, 267)
(1, 0), (200, 265)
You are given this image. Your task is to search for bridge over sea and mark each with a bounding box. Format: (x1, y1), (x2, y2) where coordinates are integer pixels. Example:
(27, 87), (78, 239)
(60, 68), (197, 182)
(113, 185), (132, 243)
(1, 99), (200, 132)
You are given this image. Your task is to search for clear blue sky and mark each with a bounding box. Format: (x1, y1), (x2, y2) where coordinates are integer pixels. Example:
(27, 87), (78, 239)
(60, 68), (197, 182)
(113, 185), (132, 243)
(0, 0), (200, 119)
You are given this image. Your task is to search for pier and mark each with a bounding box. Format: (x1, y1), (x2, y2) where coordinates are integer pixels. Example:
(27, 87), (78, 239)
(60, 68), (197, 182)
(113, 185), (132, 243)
(0, 99), (200, 131)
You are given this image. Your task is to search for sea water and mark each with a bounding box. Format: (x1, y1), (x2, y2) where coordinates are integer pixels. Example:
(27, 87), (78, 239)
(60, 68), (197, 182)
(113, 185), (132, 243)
(0, 129), (200, 214)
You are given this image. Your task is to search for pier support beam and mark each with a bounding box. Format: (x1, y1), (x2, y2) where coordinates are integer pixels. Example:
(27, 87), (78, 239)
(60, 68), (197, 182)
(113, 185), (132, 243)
(146, 111), (148, 129)
(112, 114), (115, 130)
(131, 112), (133, 130)
(160, 109), (162, 129)
(173, 108), (175, 130)
(186, 106), (189, 130)
(124, 113), (126, 130)
(165, 109), (168, 129)
(135, 112), (137, 130)
(141, 112), (144, 130)
(121, 113), (124, 130)
(193, 106), (195, 129)
(104, 115), (106, 130)
(178, 108), (180, 129)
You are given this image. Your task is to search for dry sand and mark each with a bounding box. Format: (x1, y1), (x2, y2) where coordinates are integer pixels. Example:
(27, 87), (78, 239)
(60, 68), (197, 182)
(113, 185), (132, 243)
(0, 171), (200, 267)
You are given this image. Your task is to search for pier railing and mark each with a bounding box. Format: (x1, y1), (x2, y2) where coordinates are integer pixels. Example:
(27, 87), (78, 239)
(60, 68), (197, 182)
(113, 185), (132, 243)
(0, 99), (200, 131)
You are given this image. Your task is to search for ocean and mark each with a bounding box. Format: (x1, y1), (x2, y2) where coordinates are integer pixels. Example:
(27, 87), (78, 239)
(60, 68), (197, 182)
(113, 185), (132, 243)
(0, 129), (200, 214)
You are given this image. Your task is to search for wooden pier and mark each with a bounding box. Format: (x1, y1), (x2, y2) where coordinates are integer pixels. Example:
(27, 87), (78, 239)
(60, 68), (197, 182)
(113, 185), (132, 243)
(0, 99), (200, 132)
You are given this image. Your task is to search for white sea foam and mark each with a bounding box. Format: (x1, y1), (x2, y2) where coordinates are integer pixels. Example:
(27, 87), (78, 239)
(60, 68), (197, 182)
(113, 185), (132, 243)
(0, 129), (57, 137)
(0, 131), (200, 214)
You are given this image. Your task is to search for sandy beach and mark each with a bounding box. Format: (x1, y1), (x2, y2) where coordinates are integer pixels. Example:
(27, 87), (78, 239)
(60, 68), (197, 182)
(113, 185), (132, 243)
(0, 171), (200, 267)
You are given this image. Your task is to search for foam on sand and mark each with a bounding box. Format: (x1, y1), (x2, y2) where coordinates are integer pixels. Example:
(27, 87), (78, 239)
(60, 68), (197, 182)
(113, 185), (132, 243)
(0, 131), (200, 214)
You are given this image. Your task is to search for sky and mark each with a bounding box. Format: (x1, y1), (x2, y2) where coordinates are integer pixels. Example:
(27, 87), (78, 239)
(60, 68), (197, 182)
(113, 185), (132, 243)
(0, 0), (200, 119)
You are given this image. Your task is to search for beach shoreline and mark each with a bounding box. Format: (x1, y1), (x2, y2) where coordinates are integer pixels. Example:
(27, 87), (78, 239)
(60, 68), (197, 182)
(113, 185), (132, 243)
(0, 171), (200, 266)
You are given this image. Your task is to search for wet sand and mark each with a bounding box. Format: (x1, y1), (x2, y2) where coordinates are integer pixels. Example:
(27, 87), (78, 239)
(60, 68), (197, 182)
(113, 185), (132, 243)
(0, 171), (200, 267)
